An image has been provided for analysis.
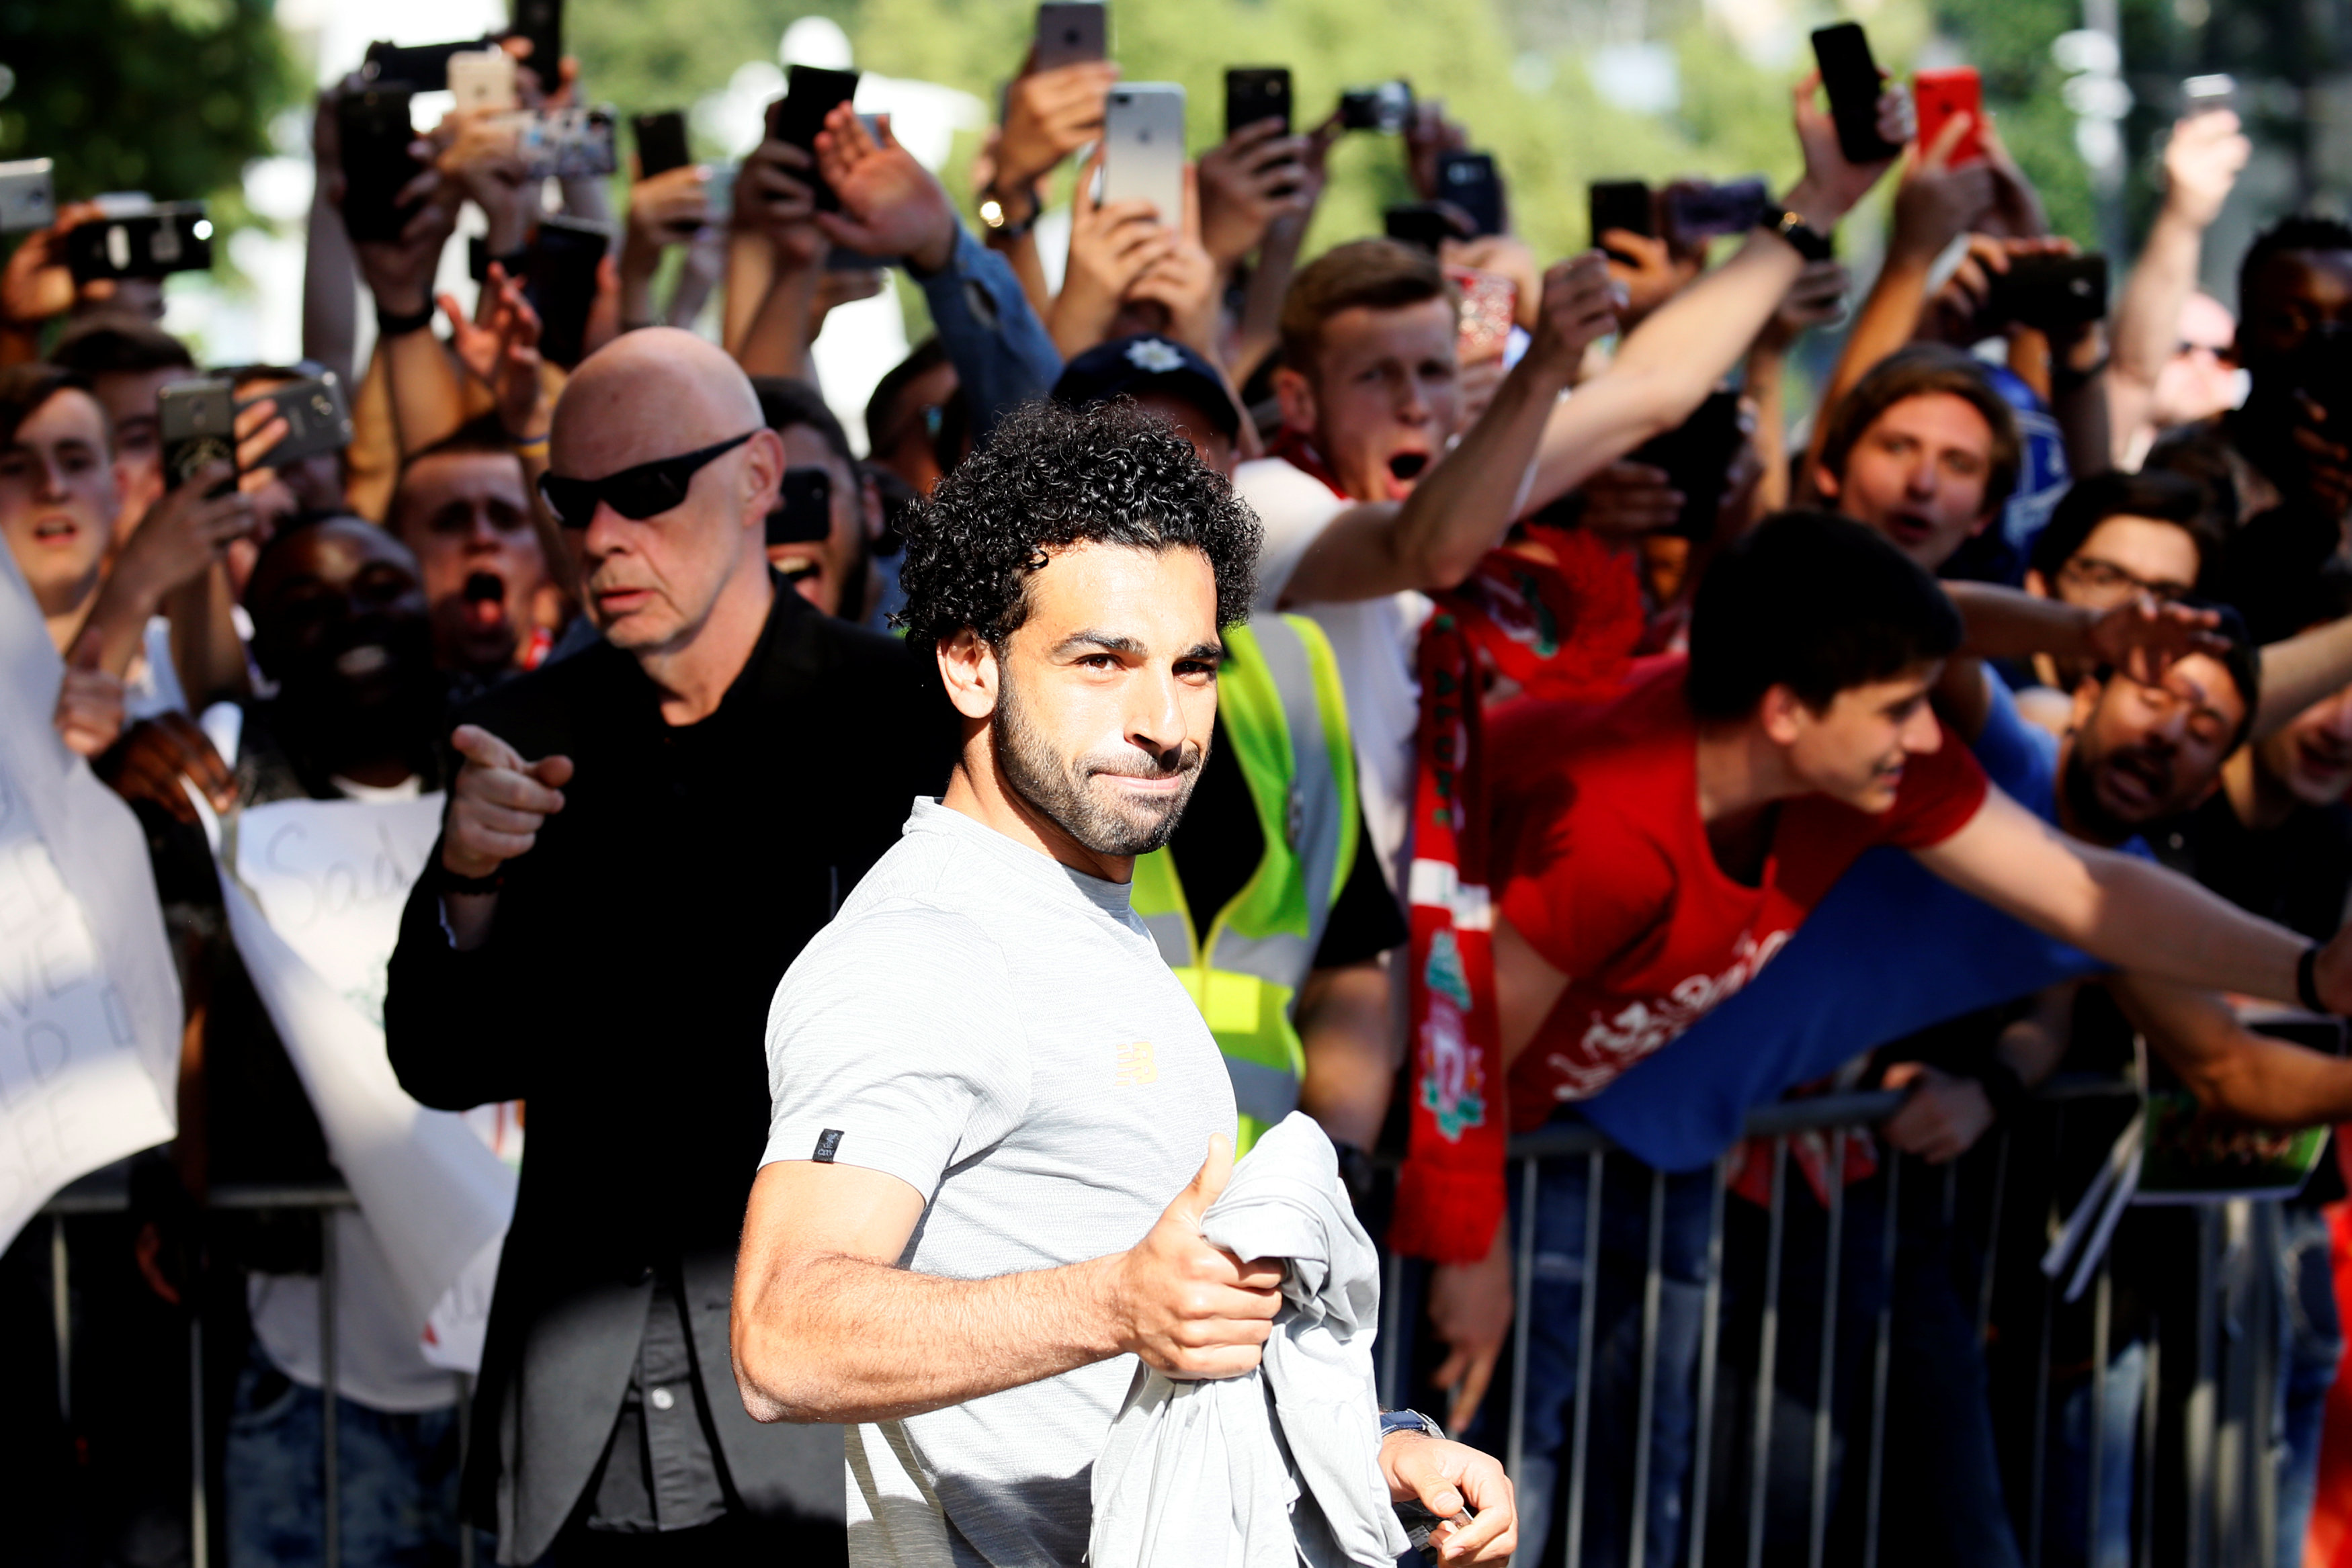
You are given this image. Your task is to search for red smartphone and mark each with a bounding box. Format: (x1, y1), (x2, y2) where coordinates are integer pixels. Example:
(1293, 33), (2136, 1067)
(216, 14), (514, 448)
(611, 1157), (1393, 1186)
(1913, 67), (1984, 166)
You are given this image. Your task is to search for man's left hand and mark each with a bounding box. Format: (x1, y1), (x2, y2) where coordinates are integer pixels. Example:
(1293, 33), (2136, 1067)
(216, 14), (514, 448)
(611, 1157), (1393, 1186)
(1380, 1430), (1517, 1563)
(2085, 594), (2228, 685)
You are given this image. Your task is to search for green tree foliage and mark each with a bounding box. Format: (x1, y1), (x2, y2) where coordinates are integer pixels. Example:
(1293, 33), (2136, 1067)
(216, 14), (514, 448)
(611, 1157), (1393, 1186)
(0, 0), (297, 206)
(1930, 0), (2099, 242)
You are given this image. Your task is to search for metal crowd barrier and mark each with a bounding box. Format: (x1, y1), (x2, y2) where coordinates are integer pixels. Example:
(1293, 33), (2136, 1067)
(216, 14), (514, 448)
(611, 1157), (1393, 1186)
(38, 1076), (2294, 1568)
(1374, 1077), (2293, 1568)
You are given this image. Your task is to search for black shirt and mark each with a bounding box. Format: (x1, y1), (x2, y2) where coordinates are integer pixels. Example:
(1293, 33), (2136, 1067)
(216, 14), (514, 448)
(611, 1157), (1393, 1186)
(1163, 710), (1407, 971)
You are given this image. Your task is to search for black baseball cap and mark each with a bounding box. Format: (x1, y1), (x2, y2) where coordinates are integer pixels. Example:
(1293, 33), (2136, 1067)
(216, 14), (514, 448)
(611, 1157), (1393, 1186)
(1050, 335), (1241, 441)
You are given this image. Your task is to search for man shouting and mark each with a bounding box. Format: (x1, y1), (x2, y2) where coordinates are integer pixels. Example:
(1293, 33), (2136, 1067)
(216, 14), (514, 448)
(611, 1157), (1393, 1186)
(732, 400), (1516, 1565)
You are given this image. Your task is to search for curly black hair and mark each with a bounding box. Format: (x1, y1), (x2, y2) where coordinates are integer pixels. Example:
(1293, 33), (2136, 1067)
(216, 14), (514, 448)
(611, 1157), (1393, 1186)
(895, 398), (1261, 648)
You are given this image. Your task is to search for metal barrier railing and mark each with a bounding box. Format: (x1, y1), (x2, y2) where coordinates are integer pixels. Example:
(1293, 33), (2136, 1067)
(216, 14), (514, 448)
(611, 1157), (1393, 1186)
(39, 1076), (2297, 1568)
(1376, 1077), (2293, 1568)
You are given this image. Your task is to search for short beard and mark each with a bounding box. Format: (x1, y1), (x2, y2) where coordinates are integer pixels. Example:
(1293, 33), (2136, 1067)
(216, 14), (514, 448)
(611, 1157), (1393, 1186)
(2060, 745), (2142, 846)
(992, 662), (1202, 858)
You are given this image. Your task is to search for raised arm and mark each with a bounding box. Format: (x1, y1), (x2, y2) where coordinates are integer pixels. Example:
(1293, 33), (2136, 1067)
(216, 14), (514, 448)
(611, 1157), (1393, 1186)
(1276, 251), (1618, 604)
(730, 1139), (1275, 1424)
(1913, 787), (2352, 1010)
(1529, 74), (1910, 513)
(2111, 973), (2352, 1127)
(2109, 111), (2249, 463)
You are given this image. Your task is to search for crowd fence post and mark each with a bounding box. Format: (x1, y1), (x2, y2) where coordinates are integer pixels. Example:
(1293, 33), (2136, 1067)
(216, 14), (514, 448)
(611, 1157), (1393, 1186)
(1564, 1150), (1605, 1568)
(1685, 1160), (1728, 1568)
(1745, 1138), (1788, 1568)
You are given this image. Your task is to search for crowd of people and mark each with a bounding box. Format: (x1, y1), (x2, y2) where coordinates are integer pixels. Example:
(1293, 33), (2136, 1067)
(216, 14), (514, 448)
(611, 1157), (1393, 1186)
(13, 13), (2352, 1568)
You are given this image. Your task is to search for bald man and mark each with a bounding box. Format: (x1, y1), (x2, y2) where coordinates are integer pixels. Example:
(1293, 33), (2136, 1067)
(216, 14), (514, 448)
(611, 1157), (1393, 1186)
(386, 330), (958, 1567)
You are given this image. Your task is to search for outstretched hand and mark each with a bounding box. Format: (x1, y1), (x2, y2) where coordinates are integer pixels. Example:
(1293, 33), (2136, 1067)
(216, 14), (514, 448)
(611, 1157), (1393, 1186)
(440, 264), (548, 439)
(443, 723), (573, 881)
(2086, 594), (2229, 685)
(1788, 69), (1910, 228)
(814, 105), (960, 275)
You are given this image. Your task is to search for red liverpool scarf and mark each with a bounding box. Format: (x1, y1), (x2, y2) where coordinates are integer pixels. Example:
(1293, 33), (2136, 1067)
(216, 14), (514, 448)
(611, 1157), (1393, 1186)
(1390, 527), (1643, 1262)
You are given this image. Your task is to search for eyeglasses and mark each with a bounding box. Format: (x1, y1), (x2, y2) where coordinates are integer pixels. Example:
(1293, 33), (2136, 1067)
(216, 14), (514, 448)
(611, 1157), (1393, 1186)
(536, 430), (759, 529)
(2059, 554), (2195, 603)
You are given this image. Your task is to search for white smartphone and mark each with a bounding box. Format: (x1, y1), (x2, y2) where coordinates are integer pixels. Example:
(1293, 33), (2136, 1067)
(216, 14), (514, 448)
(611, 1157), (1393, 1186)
(448, 48), (518, 114)
(1101, 83), (1187, 228)
(0, 159), (55, 233)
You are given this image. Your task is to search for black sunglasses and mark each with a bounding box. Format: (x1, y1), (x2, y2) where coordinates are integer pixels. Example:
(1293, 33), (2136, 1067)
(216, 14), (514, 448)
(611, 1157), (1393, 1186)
(537, 430), (759, 529)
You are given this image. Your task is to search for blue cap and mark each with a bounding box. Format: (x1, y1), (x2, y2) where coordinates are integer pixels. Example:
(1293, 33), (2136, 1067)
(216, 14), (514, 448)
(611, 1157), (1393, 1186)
(1050, 335), (1240, 440)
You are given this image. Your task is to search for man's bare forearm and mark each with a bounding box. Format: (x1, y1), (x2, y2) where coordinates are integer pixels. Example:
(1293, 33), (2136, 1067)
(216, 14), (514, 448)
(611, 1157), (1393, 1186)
(1944, 580), (2095, 661)
(2114, 973), (2352, 1126)
(382, 328), (470, 458)
(2256, 615), (2352, 739)
(734, 1249), (1124, 1424)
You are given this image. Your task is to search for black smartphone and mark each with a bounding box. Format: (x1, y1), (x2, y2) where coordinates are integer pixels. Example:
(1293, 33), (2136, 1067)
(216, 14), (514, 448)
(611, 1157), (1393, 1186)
(65, 206), (213, 283)
(1384, 202), (1469, 253)
(526, 216), (611, 368)
(158, 378), (238, 497)
(1989, 253), (2109, 332)
(1224, 67), (1292, 139)
(337, 86), (423, 245)
(1810, 23), (1901, 166)
(506, 0), (563, 87)
(361, 38), (487, 91)
(1589, 179), (1652, 264)
(634, 110), (691, 179)
(1337, 81), (1412, 133)
(767, 65), (863, 212)
(1626, 389), (1744, 542)
(1435, 150), (1503, 237)
(767, 468), (835, 546)
(1665, 177), (1771, 241)
(239, 371), (353, 468)
(1034, 2), (1107, 71)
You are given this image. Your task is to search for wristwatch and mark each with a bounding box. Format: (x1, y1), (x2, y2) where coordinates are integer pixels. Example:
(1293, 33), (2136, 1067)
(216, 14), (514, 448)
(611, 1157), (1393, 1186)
(1380, 1407), (1445, 1442)
(1761, 208), (1835, 263)
(977, 185), (1039, 240)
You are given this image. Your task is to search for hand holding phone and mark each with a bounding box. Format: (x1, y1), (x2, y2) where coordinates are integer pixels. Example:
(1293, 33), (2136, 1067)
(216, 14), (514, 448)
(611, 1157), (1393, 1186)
(337, 86), (426, 245)
(1224, 67), (1292, 138)
(1810, 23), (1903, 165)
(767, 65), (862, 212)
(1912, 67), (1984, 167)
(1588, 179), (1652, 263)
(1101, 83), (1187, 228)
(158, 379), (239, 497)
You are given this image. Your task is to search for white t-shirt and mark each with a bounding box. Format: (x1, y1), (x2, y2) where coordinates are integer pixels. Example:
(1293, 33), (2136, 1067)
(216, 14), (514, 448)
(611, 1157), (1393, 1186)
(761, 799), (1237, 1567)
(1232, 456), (1431, 894)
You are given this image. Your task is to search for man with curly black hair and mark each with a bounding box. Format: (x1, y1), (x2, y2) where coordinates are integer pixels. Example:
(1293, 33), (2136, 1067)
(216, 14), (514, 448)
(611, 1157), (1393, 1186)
(734, 399), (1519, 1566)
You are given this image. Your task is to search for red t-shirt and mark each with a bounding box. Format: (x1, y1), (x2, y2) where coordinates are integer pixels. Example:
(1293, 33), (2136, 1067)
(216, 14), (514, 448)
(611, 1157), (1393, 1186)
(1489, 655), (1988, 1129)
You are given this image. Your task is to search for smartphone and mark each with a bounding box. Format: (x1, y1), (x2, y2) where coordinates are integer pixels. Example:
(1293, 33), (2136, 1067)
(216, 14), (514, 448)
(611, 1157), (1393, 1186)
(634, 110), (691, 179)
(1102, 83), (1187, 226)
(65, 206), (213, 283)
(1913, 66), (1984, 166)
(239, 371), (354, 468)
(0, 159), (55, 233)
(1435, 150), (1503, 237)
(361, 38), (489, 92)
(1446, 265), (1517, 362)
(767, 64), (863, 212)
(2183, 73), (2237, 114)
(1810, 23), (1902, 166)
(526, 216), (610, 368)
(767, 468), (835, 546)
(448, 48), (518, 114)
(1589, 179), (1652, 263)
(158, 379), (238, 497)
(503, 105), (618, 180)
(1626, 389), (1744, 542)
(1386, 202), (1469, 253)
(337, 85), (423, 245)
(1989, 252), (2109, 331)
(1034, 2), (1107, 71)
(1338, 81), (1413, 134)
(506, 0), (564, 87)
(1224, 67), (1292, 139)
(1663, 177), (1771, 241)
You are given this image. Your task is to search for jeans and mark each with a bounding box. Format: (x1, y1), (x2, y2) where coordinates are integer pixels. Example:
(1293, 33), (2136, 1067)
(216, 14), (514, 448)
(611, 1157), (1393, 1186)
(223, 1343), (464, 1568)
(1461, 1149), (1715, 1568)
(2275, 1201), (2344, 1568)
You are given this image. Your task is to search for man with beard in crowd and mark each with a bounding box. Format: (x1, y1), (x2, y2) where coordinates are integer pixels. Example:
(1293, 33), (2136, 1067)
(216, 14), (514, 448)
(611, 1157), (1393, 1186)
(384, 327), (955, 1567)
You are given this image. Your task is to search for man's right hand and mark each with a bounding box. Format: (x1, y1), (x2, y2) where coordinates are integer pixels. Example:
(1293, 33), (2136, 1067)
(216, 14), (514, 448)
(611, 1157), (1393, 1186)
(443, 723), (573, 880)
(1109, 1135), (1283, 1379)
(1524, 251), (1620, 386)
(2161, 107), (2251, 230)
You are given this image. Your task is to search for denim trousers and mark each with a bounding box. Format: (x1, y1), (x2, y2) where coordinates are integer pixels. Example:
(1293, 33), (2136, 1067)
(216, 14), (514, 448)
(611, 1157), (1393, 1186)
(223, 1343), (464, 1568)
(1460, 1149), (1716, 1568)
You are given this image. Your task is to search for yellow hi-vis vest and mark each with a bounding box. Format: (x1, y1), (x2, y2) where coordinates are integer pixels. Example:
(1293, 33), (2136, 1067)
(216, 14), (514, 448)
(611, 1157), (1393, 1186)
(1130, 615), (1358, 1154)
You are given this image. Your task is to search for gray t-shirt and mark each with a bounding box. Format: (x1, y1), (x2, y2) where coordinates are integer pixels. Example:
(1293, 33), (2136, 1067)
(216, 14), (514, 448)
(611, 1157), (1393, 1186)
(761, 797), (1238, 1568)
